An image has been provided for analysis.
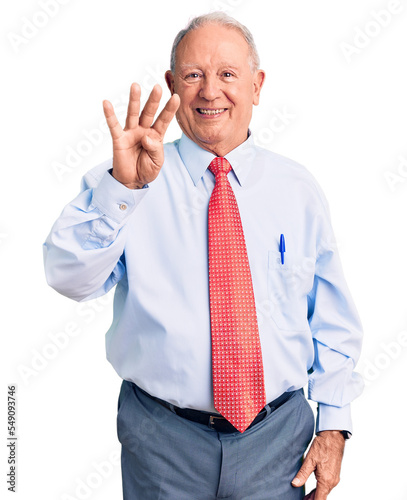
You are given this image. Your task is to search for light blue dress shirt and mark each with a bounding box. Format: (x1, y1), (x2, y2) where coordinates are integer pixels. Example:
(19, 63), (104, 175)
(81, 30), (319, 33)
(44, 132), (364, 433)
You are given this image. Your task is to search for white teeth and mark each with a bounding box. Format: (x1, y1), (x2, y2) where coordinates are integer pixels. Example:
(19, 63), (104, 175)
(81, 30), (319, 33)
(198, 108), (225, 115)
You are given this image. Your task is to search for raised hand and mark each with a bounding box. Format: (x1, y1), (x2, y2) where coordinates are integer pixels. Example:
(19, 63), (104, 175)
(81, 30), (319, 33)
(103, 83), (180, 189)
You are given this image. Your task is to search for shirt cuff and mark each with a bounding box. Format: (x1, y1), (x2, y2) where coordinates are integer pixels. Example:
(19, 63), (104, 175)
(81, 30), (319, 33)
(92, 170), (149, 223)
(316, 403), (352, 434)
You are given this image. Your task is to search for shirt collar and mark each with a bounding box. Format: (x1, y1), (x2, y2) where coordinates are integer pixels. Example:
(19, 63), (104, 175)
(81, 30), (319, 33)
(177, 131), (257, 187)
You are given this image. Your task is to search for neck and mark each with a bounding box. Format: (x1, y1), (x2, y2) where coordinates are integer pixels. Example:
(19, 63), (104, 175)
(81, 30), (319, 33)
(184, 131), (250, 157)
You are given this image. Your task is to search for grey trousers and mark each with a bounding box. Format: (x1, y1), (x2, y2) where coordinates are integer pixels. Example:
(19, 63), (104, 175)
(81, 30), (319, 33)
(117, 381), (314, 500)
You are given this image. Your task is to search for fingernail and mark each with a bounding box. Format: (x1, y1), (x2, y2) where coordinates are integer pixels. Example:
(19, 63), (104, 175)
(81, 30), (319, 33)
(292, 478), (301, 486)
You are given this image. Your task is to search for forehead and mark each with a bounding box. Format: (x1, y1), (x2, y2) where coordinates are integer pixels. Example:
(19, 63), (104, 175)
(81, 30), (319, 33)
(175, 24), (250, 69)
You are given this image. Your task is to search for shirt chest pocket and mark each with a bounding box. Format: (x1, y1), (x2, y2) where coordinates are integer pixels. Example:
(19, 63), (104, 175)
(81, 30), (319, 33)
(267, 250), (315, 332)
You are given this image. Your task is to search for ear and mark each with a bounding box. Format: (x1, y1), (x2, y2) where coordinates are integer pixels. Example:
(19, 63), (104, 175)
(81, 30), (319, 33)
(165, 70), (175, 95)
(252, 69), (266, 106)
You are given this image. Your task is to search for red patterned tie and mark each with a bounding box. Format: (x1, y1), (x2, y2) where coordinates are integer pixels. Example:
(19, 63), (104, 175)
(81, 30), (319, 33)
(208, 157), (266, 433)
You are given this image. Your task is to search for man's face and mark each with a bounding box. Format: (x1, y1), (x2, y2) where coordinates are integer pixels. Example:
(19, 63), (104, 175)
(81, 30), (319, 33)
(165, 23), (265, 156)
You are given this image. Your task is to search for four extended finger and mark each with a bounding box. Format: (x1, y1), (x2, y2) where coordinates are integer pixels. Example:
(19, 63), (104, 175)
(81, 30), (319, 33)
(139, 84), (163, 129)
(103, 100), (123, 141)
(152, 93), (180, 137)
(125, 83), (141, 130)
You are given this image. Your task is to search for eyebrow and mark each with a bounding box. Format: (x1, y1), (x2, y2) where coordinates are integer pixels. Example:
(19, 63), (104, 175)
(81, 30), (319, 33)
(178, 63), (241, 72)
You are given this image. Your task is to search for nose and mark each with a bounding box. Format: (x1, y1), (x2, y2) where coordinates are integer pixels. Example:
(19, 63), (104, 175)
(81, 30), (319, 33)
(199, 74), (221, 101)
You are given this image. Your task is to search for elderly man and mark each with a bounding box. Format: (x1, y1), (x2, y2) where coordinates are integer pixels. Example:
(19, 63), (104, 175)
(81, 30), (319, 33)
(44, 12), (363, 500)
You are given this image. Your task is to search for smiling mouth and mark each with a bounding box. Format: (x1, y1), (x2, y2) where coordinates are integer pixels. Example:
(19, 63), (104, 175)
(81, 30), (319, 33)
(196, 108), (227, 115)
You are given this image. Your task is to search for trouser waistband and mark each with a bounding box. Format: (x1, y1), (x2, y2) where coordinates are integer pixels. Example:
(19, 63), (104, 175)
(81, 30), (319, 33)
(136, 384), (301, 433)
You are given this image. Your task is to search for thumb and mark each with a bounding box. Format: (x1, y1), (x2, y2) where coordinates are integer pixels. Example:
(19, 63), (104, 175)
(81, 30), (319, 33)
(142, 134), (158, 151)
(142, 134), (163, 163)
(291, 457), (315, 488)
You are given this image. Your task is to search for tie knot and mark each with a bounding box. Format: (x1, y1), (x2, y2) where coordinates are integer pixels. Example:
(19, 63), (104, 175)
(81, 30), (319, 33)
(209, 157), (232, 177)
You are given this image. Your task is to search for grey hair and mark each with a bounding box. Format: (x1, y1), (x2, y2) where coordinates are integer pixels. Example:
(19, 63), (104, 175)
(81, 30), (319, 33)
(170, 12), (260, 73)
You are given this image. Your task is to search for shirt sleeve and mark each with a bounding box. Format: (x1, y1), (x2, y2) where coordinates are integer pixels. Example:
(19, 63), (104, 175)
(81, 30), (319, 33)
(307, 190), (364, 434)
(43, 163), (148, 302)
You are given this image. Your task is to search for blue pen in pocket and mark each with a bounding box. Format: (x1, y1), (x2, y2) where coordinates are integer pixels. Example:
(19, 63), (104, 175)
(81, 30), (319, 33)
(279, 234), (285, 265)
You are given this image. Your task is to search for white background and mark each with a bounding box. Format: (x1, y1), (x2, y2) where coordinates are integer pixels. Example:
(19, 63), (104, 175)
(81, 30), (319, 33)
(2, 0), (407, 498)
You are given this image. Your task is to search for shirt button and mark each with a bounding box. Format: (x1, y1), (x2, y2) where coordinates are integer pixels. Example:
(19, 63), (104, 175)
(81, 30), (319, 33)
(119, 203), (127, 211)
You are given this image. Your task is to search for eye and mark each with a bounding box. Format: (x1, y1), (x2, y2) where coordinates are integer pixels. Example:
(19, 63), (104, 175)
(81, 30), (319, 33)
(221, 71), (236, 80)
(184, 72), (201, 81)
